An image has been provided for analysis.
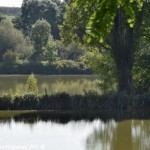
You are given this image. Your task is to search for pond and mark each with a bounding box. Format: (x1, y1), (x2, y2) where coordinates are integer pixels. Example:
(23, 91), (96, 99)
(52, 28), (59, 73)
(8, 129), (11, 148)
(0, 111), (149, 150)
(0, 75), (98, 95)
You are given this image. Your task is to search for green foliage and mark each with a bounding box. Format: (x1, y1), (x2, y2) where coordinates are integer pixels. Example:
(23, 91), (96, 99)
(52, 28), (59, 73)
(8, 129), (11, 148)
(26, 73), (39, 95)
(59, 4), (87, 45)
(14, 0), (65, 39)
(0, 62), (91, 74)
(0, 20), (32, 62)
(31, 19), (51, 62)
(62, 42), (84, 60)
(133, 42), (150, 93)
(3, 50), (19, 65)
(61, 0), (150, 93)
(54, 59), (83, 68)
(133, 66), (150, 93)
(31, 19), (51, 46)
(0, 91), (149, 111)
(73, 0), (144, 43)
(42, 38), (58, 65)
(132, 4), (150, 93)
(82, 47), (117, 92)
(0, 14), (6, 22)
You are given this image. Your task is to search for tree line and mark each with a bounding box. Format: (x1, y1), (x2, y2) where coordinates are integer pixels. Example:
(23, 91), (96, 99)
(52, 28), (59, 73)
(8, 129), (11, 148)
(0, 0), (89, 74)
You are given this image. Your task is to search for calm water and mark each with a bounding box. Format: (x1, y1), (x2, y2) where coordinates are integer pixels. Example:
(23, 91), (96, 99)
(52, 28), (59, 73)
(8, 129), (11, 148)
(0, 75), (98, 95)
(0, 112), (150, 150)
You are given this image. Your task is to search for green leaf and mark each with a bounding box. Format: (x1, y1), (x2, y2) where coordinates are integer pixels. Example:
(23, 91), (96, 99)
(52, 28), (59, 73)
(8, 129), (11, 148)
(99, 37), (104, 43)
(129, 0), (134, 3)
(130, 23), (134, 28)
(127, 18), (133, 23)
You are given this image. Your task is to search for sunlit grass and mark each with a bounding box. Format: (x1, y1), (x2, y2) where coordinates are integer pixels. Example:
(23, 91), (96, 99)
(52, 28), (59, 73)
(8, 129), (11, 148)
(47, 80), (99, 95)
(0, 77), (99, 96)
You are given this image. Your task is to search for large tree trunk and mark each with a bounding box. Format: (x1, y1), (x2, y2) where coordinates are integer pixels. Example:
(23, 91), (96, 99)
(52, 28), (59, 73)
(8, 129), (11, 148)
(117, 61), (132, 93)
(111, 9), (135, 93)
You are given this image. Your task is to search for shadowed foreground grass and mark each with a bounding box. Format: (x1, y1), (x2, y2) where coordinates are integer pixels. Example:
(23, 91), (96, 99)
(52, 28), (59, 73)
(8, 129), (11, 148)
(0, 92), (149, 114)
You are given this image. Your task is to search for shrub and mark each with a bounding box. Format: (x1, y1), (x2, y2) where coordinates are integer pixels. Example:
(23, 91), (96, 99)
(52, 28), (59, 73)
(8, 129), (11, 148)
(3, 50), (19, 65)
(26, 73), (39, 95)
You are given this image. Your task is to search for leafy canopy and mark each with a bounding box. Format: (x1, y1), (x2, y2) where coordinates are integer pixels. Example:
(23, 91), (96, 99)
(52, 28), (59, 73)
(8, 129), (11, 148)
(31, 19), (51, 49)
(73, 0), (144, 43)
(0, 20), (32, 61)
(13, 0), (65, 39)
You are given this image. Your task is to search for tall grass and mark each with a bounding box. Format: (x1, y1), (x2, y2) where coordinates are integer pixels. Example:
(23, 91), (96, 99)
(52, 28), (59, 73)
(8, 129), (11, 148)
(0, 76), (99, 95)
(0, 92), (149, 113)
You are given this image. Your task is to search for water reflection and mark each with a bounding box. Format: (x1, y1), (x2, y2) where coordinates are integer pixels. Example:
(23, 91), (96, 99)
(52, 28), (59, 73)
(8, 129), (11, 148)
(0, 111), (150, 150)
(131, 120), (150, 150)
(86, 120), (117, 150)
(85, 120), (150, 150)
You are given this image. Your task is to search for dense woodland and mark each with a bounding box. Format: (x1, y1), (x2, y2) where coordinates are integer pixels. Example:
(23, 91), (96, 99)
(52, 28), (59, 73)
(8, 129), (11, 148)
(0, 0), (149, 95)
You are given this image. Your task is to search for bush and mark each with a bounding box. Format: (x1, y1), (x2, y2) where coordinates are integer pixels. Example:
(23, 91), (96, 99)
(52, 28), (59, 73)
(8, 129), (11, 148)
(26, 73), (39, 95)
(0, 20), (32, 61)
(13, 94), (37, 110)
(3, 50), (19, 65)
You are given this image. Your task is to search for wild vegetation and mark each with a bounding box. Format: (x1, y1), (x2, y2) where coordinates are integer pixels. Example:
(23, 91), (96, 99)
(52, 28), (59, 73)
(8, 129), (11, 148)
(0, 0), (91, 75)
(0, 0), (149, 111)
(0, 0), (149, 94)
(0, 91), (149, 112)
(60, 0), (150, 94)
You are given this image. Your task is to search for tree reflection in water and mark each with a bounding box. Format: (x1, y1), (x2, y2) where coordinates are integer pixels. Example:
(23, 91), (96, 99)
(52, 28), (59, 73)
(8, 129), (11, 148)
(132, 120), (150, 150)
(0, 111), (150, 150)
(85, 120), (150, 150)
(85, 120), (117, 150)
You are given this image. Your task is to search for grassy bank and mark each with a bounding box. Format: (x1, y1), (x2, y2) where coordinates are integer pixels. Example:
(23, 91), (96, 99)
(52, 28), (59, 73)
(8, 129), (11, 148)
(0, 92), (149, 113)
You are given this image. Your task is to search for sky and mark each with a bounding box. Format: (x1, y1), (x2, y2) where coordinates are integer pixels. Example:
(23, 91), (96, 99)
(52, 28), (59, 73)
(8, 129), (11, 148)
(0, 0), (23, 7)
(0, 0), (63, 7)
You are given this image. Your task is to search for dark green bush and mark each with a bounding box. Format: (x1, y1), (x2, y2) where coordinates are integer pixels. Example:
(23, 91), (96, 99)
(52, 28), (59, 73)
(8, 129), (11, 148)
(0, 62), (91, 74)
(0, 94), (12, 110)
(13, 94), (37, 110)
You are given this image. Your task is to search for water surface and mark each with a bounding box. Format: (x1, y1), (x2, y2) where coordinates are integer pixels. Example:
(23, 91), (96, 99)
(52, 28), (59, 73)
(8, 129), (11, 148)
(0, 111), (149, 150)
